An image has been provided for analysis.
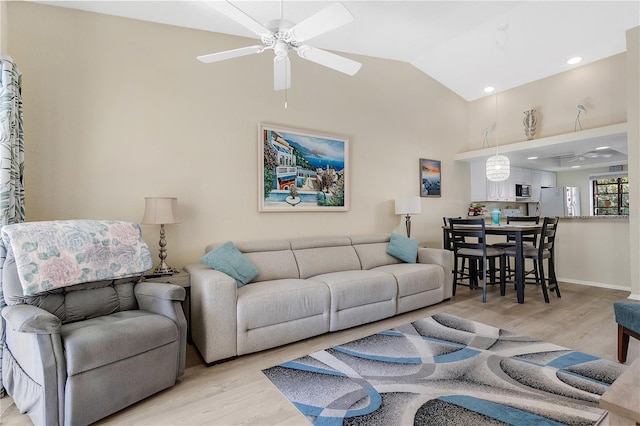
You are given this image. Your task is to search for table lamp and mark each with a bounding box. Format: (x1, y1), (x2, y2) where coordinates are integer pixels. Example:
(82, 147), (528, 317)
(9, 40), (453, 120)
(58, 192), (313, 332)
(394, 196), (421, 238)
(142, 197), (181, 274)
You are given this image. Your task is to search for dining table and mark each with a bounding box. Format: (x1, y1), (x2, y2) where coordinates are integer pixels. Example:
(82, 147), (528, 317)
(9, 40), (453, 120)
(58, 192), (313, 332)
(443, 222), (542, 304)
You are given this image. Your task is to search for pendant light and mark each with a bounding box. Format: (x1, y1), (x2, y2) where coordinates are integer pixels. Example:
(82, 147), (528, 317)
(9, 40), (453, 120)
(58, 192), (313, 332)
(485, 93), (510, 182)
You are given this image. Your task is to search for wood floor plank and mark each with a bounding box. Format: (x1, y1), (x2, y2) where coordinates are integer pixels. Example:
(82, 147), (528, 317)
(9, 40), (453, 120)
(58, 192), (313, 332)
(1, 282), (638, 425)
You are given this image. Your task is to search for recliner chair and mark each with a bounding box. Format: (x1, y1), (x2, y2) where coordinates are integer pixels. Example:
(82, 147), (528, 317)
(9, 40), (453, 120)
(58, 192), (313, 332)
(0, 220), (187, 425)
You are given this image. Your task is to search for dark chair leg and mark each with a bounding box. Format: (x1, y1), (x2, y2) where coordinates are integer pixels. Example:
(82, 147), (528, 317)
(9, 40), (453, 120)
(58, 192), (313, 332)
(470, 260), (478, 290)
(452, 256), (458, 296)
(547, 256), (561, 298)
(499, 256), (506, 296)
(538, 257), (550, 303)
(481, 259), (487, 303)
(618, 324), (630, 363)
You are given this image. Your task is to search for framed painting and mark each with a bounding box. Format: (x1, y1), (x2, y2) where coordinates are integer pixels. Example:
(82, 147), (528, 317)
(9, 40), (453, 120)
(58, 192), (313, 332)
(420, 158), (441, 197)
(259, 123), (350, 212)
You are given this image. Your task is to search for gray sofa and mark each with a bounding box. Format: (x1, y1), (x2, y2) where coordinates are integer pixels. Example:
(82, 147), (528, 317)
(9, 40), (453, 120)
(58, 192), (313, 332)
(185, 234), (453, 364)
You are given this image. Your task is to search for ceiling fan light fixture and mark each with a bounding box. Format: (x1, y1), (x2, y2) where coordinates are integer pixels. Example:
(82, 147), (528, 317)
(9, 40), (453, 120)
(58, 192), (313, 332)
(274, 41), (289, 58)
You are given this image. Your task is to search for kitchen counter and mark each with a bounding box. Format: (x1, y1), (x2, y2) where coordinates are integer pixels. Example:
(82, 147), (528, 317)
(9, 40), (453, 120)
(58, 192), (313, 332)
(558, 215), (629, 220)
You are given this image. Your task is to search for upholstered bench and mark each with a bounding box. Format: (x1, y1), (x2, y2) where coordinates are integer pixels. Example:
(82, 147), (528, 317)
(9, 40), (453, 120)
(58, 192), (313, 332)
(613, 301), (640, 363)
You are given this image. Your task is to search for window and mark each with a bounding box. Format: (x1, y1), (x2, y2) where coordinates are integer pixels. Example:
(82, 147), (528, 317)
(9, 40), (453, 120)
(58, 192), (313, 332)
(592, 175), (628, 216)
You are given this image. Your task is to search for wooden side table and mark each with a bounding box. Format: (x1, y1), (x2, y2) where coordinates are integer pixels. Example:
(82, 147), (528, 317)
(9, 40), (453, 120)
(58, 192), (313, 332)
(143, 271), (191, 343)
(599, 358), (640, 425)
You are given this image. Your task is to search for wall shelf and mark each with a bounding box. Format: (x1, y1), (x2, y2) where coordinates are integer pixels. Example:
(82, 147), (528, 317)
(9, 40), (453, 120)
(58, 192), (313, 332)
(455, 123), (628, 172)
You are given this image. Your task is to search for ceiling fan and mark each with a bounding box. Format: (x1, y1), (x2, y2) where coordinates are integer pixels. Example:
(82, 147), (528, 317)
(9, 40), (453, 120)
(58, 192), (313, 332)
(563, 149), (616, 163)
(197, 1), (362, 91)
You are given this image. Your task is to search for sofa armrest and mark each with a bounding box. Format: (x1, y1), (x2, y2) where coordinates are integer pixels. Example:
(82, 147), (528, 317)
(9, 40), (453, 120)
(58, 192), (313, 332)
(1, 304), (61, 334)
(184, 263), (238, 363)
(2, 305), (66, 425)
(135, 281), (186, 301)
(417, 247), (454, 299)
(134, 282), (188, 377)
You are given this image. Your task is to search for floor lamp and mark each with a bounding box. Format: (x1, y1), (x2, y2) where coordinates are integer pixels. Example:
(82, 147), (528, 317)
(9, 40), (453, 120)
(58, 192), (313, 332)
(142, 197), (181, 275)
(395, 196), (421, 238)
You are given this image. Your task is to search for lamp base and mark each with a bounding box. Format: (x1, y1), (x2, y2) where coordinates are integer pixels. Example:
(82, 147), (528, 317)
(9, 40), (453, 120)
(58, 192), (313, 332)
(405, 214), (412, 238)
(151, 262), (179, 275)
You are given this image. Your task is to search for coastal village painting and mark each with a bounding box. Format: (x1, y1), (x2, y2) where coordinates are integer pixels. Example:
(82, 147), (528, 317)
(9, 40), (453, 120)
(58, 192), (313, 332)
(259, 124), (349, 212)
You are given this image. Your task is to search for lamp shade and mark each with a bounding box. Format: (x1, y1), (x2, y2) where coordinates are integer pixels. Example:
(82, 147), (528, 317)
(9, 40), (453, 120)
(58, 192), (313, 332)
(142, 197), (181, 225)
(395, 196), (421, 215)
(486, 155), (511, 182)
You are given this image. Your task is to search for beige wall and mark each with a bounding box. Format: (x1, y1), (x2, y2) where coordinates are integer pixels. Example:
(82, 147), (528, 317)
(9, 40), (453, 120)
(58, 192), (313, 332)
(467, 53), (627, 150)
(627, 26), (640, 299)
(0, 1), (7, 55)
(6, 2), (469, 268)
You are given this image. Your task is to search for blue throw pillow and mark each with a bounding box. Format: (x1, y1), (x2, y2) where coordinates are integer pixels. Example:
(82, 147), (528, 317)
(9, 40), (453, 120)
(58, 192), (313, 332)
(201, 241), (259, 287)
(386, 233), (419, 263)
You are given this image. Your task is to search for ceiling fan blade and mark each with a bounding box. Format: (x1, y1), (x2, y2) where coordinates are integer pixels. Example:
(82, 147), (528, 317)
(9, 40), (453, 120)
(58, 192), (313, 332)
(274, 56), (291, 91)
(289, 3), (354, 42)
(297, 45), (362, 76)
(206, 1), (273, 38)
(197, 45), (264, 63)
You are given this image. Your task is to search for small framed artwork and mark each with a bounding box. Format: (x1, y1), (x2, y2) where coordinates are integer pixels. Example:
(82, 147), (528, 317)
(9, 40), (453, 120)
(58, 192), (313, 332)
(259, 123), (350, 212)
(420, 158), (441, 197)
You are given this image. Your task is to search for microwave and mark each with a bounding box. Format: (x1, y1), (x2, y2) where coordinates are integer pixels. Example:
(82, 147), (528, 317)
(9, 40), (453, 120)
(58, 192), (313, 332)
(515, 184), (531, 197)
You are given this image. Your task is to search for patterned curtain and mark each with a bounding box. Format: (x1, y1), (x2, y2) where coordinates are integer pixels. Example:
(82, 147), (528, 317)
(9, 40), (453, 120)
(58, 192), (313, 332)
(0, 55), (25, 397)
(0, 55), (25, 226)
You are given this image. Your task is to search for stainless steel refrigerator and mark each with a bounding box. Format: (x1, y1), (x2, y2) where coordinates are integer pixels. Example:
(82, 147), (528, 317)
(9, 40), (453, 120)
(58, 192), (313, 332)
(539, 187), (581, 217)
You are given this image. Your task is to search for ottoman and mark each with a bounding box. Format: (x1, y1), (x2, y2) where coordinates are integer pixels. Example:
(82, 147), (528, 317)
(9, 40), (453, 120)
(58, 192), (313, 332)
(613, 301), (640, 363)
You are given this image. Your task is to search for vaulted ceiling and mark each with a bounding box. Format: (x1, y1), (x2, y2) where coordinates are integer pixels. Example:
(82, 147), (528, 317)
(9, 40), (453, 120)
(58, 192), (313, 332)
(35, 1), (640, 101)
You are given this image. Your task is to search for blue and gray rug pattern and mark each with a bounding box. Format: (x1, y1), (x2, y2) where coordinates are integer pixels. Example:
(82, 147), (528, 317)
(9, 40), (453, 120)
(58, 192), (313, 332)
(262, 313), (626, 425)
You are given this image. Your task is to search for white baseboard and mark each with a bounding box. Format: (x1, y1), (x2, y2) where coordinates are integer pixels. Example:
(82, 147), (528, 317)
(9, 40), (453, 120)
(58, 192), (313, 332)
(558, 277), (632, 294)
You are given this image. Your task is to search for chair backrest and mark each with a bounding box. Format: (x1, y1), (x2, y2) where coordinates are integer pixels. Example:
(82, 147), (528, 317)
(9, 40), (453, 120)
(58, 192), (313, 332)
(443, 217), (463, 250)
(538, 216), (559, 256)
(506, 216), (540, 245)
(449, 218), (487, 256)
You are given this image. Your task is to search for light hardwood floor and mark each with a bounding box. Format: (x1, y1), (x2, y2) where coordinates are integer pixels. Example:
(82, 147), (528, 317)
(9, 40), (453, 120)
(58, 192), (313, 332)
(2, 282), (638, 425)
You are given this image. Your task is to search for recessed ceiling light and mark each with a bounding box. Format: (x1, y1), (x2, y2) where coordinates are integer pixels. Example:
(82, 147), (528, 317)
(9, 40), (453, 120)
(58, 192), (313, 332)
(595, 146), (610, 150)
(483, 86), (495, 93)
(527, 156), (538, 160)
(567, 56), (583, 65)
(571, 165), (581, 168)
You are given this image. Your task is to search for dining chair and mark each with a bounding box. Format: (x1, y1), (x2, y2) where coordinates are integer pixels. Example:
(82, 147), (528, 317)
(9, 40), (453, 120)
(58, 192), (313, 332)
(504, 216), (560, 303)
(449, 218), (506, 303)
(443, 217), (473, 284)
(492, 216), (540, 281)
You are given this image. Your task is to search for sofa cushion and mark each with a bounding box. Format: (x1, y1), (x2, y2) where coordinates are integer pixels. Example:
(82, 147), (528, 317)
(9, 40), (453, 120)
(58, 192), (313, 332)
(236, 278), (330, 331)
(292, 237), (361, 279)
(352, 240), (402, 270)
(61, 310), (178, 376)
(312, 270), (397, 331)
(242, 250), (300, 282)
(201, 241), (259, 287)
(386, 233), (419, 263)
(373, 263), (443, 296)
(2, 254), (140, 323)
(311, 270), (397, 312)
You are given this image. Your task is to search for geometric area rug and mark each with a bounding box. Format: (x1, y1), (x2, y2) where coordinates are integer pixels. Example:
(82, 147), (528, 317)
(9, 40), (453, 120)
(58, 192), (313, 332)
(262, 313), (627, 426)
